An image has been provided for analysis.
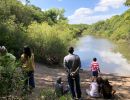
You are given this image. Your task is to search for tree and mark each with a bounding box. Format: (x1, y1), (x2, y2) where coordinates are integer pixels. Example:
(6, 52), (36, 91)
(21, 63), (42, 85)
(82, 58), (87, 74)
(43, 8), (67, 25)
(125, 0), (130, 6)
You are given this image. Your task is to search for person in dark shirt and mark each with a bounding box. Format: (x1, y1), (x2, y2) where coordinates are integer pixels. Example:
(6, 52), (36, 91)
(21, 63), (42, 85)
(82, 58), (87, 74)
(55, 77), (69, 97)
(102, 79), (116, 99)
(63, 47), (82, 100)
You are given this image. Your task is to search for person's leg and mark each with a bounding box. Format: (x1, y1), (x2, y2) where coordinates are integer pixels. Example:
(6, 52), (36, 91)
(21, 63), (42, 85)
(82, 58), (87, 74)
(21, 72), (29, 96)
(68, 76), (76, 99)
(63, 85), (69, 94)
(75, 75), (81, 99)
(28, 71), (35, 89)
(93, 71), (98, 78)
(23, 72), (28, 91)
(112, 89), (116, 95)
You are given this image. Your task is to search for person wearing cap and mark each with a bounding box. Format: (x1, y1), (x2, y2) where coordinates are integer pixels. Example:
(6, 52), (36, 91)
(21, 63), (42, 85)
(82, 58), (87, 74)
(63, 47), (82, 100)
(0, 46), (2, 55)
(0, 46), (16, 79)
(1, 46), (7, 55)
(0, 46), (16, 62)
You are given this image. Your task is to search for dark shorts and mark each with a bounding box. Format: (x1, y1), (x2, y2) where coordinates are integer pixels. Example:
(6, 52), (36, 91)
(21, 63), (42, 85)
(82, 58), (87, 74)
(92, 71), (98, 77)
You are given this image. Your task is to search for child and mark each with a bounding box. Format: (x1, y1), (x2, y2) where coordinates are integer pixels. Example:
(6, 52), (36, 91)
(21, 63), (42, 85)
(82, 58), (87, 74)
(101, 79), (116, 99)
(86, 77), (100, 98)
(55, 77), (69, 97)
(96, 77), (104, 94)
(90, 58), (100, 78)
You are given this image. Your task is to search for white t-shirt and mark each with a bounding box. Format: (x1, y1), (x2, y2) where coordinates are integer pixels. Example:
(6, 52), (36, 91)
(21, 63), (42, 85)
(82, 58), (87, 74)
(89, 82), (100, 97)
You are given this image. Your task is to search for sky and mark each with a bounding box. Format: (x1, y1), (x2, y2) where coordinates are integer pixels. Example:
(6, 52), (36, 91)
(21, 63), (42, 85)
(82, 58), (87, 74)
(21, 0), (128, 24)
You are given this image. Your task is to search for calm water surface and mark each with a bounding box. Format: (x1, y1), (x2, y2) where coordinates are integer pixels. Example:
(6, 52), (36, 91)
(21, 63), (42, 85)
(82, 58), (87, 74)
(74, 35), (130, 76)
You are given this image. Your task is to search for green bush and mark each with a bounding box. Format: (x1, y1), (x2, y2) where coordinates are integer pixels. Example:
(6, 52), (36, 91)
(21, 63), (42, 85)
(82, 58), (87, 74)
(0, 52), (23, 97)
(40, 88), (56, 100)
(40, 88), (71, 100)
(26, 21), (74, 64)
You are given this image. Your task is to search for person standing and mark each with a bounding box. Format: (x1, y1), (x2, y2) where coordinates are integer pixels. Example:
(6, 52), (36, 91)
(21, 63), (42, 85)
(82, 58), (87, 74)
(21, 46), (35, 93)
(90, 58), (100, 78)
(63, 47), (82, 100)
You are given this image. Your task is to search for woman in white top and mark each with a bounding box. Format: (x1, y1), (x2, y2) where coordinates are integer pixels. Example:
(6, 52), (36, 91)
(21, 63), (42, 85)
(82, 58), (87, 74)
(86, 77), (100, 97)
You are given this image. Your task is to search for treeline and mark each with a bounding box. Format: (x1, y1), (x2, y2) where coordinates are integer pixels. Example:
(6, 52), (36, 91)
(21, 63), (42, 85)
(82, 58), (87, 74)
(1, 0), (130, 64)
(0, 0), (79, 64)
(83, 8), (130, 43)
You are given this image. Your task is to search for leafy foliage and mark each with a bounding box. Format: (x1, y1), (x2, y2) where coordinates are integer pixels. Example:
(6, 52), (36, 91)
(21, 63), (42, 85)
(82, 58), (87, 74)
(40, 88), (71, 100)
(83, 9), (130, 43)
(26, 21), (74, 63)
(125, 0), (130, 6)
(0, 53), (23, 97)
(0, 0), (74, 64)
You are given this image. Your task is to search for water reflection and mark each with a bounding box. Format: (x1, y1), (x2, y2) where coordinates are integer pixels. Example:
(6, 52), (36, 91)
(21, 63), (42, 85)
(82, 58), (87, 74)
(74, 35), (130, 76)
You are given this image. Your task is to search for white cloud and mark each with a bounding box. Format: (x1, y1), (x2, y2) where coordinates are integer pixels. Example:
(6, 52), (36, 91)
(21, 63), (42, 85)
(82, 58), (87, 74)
(94, 0), (126, 12)
(68, 0), (126, 24)
(73, 8), (93, 16)
(68, 7), (116, 24)
(94, 6), (109, 12)
(68, 13), (114, 24)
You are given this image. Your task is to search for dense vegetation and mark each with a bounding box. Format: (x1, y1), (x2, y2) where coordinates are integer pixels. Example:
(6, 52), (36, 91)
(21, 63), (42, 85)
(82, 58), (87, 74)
(0, 0), (80, 64)
(83, 8), (130, 44)
(81, 0), (130, 44)
(125, 0), (130, 6)
(0, 52), (23, 97)
(1, 0), (129, 64)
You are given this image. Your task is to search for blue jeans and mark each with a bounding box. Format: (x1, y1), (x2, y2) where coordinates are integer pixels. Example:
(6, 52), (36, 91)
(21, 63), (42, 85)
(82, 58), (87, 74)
(68, 74), (81, 98)
(24, 71), (35, 89)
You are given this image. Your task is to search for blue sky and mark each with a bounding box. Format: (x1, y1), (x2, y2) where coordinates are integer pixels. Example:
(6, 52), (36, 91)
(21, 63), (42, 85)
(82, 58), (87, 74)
(21, 0), (128, 24)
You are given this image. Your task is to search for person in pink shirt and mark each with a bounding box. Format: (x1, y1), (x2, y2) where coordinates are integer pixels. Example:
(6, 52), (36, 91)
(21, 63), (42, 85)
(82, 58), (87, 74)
(90, 58), (100, 78)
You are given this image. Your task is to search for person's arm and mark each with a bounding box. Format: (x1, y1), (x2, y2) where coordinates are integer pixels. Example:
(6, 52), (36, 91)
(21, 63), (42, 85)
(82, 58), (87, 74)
(32, 53), (35, 70)
(90, 62), (93, 71)
(63, 57), (69, 73)
(70, 67), (79, 76)
(78, 56), (81, 69)
(71, 56), (81, 76)
(97, 63), (100, 73)
(21, 54), (26, 63)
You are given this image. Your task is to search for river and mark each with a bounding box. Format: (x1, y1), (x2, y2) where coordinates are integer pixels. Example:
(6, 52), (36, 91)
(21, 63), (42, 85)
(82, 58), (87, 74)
(74, 35), (130, 76)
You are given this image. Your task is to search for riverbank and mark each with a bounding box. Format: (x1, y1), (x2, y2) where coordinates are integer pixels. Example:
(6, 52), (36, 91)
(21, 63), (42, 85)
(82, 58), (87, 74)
(28, 63), (130, 100)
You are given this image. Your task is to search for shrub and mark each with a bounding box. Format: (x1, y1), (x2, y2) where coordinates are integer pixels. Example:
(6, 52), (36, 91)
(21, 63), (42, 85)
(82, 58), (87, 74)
(26, 21), (73, 64)
(0, 52), (23, 97)
(40, 88), (71, 100)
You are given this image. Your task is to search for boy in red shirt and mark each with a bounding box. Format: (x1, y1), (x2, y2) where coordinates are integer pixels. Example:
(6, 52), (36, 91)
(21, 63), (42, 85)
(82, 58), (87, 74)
(90, 58), (100, 78)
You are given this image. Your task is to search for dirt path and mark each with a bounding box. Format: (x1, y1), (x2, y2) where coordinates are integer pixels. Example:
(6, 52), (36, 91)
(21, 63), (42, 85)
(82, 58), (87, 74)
(28, 63), (130, 100)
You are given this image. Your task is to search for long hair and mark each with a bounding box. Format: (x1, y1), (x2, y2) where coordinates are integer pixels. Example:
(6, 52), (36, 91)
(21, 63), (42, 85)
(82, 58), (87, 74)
(23, 46), (31, 58)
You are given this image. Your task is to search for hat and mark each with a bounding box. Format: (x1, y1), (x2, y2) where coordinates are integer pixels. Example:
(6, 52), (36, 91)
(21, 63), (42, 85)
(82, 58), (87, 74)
(0, 46), (2, 51)
(1, 46), (7, 52)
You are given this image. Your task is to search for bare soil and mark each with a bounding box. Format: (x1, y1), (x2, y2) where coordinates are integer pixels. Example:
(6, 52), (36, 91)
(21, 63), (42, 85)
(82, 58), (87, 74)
(28, 63), (130, 100)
